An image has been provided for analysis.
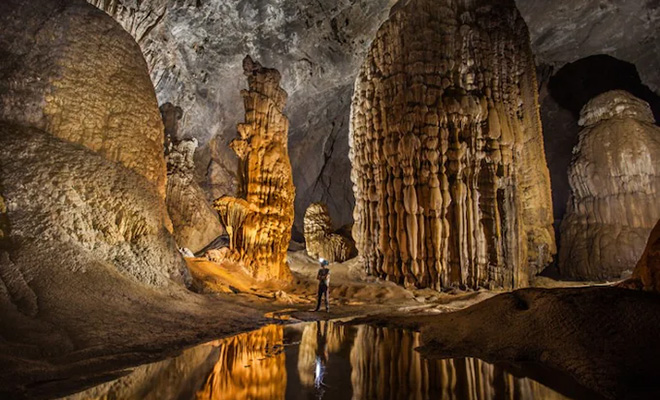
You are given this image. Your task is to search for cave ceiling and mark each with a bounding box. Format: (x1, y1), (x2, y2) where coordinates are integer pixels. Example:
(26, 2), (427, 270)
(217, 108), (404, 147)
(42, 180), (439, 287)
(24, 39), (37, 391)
(88, 0), (660, 236)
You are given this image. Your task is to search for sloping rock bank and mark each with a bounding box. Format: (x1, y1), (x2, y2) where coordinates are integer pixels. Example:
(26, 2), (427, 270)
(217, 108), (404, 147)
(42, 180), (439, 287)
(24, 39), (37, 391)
(402, 287), (660, 399)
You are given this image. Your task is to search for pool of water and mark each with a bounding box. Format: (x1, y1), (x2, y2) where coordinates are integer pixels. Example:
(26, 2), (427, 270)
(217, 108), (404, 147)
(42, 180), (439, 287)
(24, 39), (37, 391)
(66, 321), (597, 400)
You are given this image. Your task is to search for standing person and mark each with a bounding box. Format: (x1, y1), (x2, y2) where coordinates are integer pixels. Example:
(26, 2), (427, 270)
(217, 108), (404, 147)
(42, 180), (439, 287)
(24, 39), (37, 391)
(314, 259), (330, 312)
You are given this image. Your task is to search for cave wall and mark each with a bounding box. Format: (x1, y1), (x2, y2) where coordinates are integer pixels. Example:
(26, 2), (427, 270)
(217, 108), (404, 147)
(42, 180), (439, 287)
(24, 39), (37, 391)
(349, 0), (555, 290)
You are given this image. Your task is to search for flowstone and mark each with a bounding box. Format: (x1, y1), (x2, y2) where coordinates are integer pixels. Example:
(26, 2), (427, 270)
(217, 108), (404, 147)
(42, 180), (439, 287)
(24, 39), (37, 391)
(349, 0), (555, 290)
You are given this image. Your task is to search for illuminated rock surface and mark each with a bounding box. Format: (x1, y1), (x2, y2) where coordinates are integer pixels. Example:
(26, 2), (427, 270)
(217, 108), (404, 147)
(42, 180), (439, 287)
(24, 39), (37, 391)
(559, 91), (660, 281)
(350, 0), (555, 290)
(304, 202), (356, 263)
(213, 57), (295, 281)
(163, 103), (224, 253)
(0, 0), (167, 197)
(0, 2), (263, 398)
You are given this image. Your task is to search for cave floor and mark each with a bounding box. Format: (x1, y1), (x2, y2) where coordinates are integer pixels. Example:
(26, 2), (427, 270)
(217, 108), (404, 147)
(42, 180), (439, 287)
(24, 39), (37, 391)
(2, 250), (617, 400)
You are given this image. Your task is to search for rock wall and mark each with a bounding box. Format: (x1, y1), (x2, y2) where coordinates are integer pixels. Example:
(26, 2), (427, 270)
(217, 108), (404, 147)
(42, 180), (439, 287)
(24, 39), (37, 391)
(304, 202), (356, 263)
(559, 90), (660, 281)
(162, 103), (224, 253)
(0, 0), (167, 198)
(213, 57), (295, 281)
(350, 0), (555, 290)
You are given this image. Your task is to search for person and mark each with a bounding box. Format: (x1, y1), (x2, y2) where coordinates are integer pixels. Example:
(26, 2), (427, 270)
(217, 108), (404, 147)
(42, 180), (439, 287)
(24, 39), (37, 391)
(314, 258), (330, 312)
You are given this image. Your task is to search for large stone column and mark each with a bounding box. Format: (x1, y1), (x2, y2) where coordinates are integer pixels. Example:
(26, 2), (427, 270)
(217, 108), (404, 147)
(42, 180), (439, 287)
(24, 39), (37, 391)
(349, 0), (555, 290)
(559, 90), (660, 281)
(214, 56), (295, 281)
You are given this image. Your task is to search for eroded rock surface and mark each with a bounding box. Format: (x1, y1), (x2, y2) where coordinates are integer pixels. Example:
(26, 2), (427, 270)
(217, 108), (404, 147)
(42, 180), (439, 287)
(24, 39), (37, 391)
(163, 103), (224, 253)
(213, 57), (295, 281)
(630, 220), (660, 293)
(409, 287), (660, 399)
(0, 0), (167, 197)
(350, 0), (555, 290)
(304, 202), (356, 263)
(559, 91), (660, 281)
(0, 3), (264, 398)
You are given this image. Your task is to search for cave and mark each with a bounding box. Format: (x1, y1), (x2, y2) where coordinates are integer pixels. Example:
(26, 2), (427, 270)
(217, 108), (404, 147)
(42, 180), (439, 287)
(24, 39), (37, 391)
(1, 0), (659, 399)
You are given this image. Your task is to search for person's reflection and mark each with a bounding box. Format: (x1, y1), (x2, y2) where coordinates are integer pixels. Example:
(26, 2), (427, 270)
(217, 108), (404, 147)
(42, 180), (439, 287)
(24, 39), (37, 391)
(314, 321), (329, 397)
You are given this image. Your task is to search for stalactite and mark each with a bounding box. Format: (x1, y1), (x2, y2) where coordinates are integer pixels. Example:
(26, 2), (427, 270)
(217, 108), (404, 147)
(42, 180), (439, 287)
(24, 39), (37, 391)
(213, 56), (295, 281)
(304, 202), (357, 262)
(349, 0), (555, 290)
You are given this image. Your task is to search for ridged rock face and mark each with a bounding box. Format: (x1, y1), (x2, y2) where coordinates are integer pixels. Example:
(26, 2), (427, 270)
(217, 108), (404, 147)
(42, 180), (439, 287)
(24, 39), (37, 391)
(304, 203), (356, 263)
(163, 103), (223, 253)
(213, 57), (295, 281)
(350, 0), (555, 290)
(0, 0), (167, 197)
(559, 90), (660, 281)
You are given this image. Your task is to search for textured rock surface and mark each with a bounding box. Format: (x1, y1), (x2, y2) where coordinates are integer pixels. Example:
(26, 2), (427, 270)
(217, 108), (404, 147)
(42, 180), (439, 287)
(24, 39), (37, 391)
(517, 0), (660, 93)
(213, 57), (294, 281)
(0, 0), (167, 197)
(0, 125), (188, 287)
(405, 287), (660, 399)
(630, 219), (660, 293)
(559, 91), (660, 281)
(304, 202), (356, 263)
(350, 0), (555, 290)
(0, 4), (266, 399)
(163, 103), (224, 253)
(87, 0), (396, 236)
(86, 0), (660, 238)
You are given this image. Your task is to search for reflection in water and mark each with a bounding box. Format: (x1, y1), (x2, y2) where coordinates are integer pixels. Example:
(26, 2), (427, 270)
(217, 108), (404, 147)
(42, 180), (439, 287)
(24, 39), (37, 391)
(196, 325), (287, 400)
(68, 322), (579, 400)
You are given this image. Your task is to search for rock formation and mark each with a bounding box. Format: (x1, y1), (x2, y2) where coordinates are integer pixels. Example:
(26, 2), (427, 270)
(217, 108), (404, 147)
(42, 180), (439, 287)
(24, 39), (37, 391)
(349, 0), (555, 290)
(212, 56), (295, 281)
(620, 219), (660, 293)
(0, 4), (265, 397)
(630, 220), (660, 293)
(0, 0), (167, 198)
(304, 203), (356, 263)
(559, 91), (660, 281)
(162, 103), (224, 253)
(407, 286), (660, 399)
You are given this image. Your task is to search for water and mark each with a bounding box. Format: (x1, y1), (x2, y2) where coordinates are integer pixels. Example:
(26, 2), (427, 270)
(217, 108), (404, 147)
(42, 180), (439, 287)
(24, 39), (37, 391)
(67, 321), (594, 400)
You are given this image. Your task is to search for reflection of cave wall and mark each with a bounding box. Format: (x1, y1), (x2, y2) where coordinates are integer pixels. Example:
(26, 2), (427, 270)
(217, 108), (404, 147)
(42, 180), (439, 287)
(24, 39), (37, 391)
(539, 55), (660, 262)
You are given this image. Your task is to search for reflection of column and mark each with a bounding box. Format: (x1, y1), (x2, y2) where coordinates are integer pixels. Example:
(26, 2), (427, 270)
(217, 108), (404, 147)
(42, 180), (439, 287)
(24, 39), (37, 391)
(196, 325), (286, 400)
(297, 321), (349, 388)
(349, 326), (570, 400)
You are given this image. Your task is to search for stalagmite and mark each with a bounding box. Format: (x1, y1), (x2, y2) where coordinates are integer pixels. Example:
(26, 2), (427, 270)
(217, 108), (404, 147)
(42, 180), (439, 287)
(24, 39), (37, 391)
(559, 90), (660, 281)
(349, 0), (555, 290)
(304, 203), (357, 263)
(213, 56), (295, 281)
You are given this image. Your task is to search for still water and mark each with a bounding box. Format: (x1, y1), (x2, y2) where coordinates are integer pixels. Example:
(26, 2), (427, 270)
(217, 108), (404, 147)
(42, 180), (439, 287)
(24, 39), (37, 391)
(67, 321), (586, 400)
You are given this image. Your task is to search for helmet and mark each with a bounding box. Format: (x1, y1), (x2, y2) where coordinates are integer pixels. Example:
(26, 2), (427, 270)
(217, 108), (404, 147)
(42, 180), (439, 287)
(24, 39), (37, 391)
(319, 258), (329, 266)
